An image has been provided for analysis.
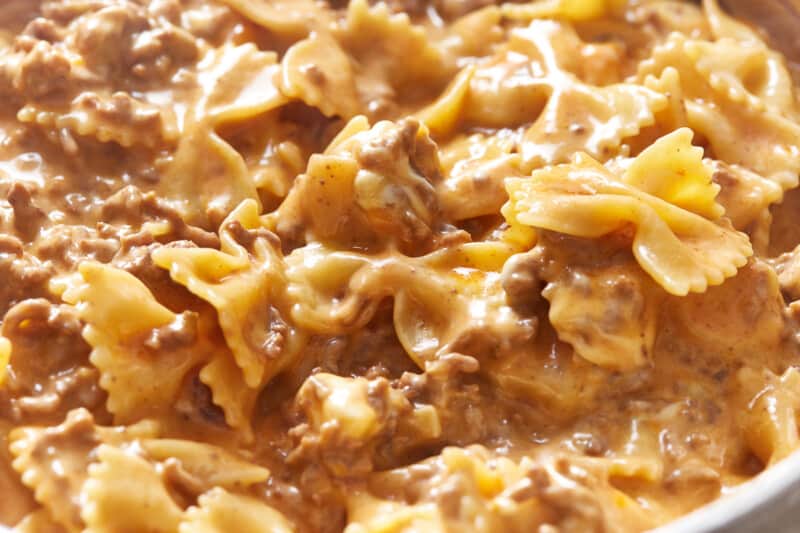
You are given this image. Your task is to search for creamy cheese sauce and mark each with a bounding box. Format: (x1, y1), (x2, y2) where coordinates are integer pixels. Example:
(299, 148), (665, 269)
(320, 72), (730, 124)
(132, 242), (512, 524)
(1, 1), (800, 532)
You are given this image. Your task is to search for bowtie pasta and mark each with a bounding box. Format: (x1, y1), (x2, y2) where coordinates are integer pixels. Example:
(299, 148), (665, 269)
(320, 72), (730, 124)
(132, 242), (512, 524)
(1, 0), (800, 532)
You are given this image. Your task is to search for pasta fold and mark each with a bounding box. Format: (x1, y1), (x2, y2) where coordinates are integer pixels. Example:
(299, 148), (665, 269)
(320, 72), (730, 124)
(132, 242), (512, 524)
(140, 439), (270, 488)
(153, 199), (303, 390)
(9, 409), (159, 532)
(622, 128), (722, 219)
(637, 32), (800, 193)
(281, 33), (360, 119)
(180, 488), (294, 533)
(459, 20), (667, 168)
(216, 0), (330, 38)
(81, 444), (184, 533)
(161, 44), (288, 224)
(504, 137), (752, 295)
(61, 262), (210, 422)
(339, 0), (447, 92)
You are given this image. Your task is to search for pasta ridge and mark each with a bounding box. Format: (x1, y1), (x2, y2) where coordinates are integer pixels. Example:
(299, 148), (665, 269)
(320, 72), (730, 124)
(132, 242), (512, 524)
(8, 409), (159, 532)
(636, 32), (800, 193)
(80, 444), (184, 533)
(179, 487), (294, 533)
(61, 262), (213, 423)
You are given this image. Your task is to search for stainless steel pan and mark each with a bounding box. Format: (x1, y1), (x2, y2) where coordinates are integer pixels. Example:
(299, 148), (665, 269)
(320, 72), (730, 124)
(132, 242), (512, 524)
(657, 451), (800, 532)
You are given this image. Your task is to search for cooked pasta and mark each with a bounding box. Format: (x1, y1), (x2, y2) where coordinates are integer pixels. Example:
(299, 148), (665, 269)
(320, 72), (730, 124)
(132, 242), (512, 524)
(1, 1), (800, 532)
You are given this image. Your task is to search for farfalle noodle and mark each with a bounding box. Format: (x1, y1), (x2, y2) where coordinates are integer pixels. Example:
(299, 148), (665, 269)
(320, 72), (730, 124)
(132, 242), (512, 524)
(81, 444), (184, 533)
(215, 0), (329, 39)
(60, 262), (213, 423)
(339, 0), (448, 97)
(180, 488), (294, 533)
(436, 131), (522, 221)
(504, 130), (752, 295)
(160, 44), (288, 224)
(636, 27), (800, 192)
(281, 33), (360, 119)
(9, 409), (159, 532)
(153, 199), (303, 390)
